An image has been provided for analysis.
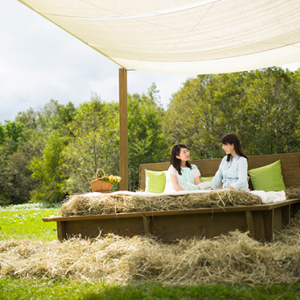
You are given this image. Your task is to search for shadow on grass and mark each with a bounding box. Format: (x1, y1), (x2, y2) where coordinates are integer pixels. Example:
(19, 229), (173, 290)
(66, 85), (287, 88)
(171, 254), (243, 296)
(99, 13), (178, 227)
(80, 282), (300, 300)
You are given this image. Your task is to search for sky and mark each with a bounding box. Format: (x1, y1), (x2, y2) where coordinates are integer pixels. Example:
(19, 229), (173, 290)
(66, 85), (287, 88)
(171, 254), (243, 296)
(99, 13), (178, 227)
(1, 1), (300, 125)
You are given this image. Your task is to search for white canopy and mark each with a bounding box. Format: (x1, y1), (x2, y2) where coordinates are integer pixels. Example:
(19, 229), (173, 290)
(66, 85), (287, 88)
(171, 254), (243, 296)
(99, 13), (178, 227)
(18, 0), (300, 74)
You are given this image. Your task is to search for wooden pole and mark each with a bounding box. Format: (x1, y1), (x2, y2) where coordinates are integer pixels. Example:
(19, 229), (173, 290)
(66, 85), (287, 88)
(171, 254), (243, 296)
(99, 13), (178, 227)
(119, 68), (128, 190)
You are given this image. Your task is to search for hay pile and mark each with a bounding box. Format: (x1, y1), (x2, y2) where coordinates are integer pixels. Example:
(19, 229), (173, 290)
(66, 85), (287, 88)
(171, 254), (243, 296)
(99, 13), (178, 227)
(60, 190), (262, 217)
(1, 211), (300, 285)
(286, 186), (300, 200)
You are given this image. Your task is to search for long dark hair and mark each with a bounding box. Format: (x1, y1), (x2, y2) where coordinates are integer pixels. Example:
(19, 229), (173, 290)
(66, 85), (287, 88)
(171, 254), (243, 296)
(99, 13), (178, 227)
(221, 133), (248, 162)
(170, 144), (192, 175)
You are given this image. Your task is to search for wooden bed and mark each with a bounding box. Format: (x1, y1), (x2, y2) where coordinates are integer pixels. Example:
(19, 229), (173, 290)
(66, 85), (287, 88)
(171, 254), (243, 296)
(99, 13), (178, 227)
(43, 152), (300, 242)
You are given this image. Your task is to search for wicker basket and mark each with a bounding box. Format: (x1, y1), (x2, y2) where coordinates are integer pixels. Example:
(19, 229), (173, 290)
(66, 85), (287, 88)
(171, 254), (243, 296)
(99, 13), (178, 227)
(90, 168), (112, 192)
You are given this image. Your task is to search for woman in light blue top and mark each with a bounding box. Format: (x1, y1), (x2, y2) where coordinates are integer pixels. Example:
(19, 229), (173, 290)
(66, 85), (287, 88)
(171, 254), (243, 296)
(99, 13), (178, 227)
(164, 144), (201, 192)
(212, 133), (249, 191)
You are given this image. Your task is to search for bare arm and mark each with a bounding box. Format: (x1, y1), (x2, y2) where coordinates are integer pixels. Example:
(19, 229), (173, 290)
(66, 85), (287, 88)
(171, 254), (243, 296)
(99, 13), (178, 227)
(194, 176), (201, 185)
(169, 173), (184, 191)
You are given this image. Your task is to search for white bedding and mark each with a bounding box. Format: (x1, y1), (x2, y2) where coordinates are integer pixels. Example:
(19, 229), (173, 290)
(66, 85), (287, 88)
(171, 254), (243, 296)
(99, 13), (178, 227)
(83, 189), (286, 204)
(250, 190), (286, 204)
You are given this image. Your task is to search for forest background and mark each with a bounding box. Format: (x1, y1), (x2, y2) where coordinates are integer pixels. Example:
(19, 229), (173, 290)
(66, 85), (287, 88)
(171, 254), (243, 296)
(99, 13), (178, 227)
(1, 67), (300, 205)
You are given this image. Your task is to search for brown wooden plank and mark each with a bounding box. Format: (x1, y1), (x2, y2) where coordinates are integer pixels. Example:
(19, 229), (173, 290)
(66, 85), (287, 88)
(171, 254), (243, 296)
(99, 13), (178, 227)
(263, 210), (274, 242)
(139, 153), (300, 189)
(57, 221), (66, 241)
(64, 217), (145, 240)
(42, 199), (300, 223)
(281, 205), (290, 226)
(119, 67), (128, 191)
(48, 199), (300, 242)
(248, 153), (300, 188)
(273, 208), (283, 230)
(252, 211), (266, 241)
(245, 211), (255, 238)
(190, 159), (222, 177)
(143, 216), (150, 234)
(151, 211), (248, 242)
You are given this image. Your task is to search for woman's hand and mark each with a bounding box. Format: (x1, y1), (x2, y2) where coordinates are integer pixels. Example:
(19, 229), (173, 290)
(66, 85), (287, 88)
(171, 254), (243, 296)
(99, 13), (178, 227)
(223, 186), (234, 191)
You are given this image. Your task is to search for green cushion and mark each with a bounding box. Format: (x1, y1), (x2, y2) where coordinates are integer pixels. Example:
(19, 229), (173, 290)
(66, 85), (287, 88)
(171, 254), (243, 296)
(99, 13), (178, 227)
(145, 169), (166, 193)
(248, 160), (286, 192)
(201, 176), (214, 182)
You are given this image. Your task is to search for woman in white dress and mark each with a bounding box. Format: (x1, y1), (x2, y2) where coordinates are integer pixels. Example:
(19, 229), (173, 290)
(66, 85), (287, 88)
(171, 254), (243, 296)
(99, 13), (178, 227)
(164, 144), (201, 193)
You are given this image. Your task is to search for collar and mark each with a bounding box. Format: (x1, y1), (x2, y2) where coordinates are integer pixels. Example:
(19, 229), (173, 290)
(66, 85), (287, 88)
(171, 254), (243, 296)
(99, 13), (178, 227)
(231, 154), (240, 161)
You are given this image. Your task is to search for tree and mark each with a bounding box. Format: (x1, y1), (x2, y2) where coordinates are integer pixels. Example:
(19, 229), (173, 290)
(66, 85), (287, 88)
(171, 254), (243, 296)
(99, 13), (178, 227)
(163, 68), (300, 159)
(127, 84), (169, 190)
(0, 137), (42, 205)
(15, 108), (38, 131)
(0, 123), (4, 145)
(62, 94), (120, 194)
(163, 74), (227, 159)
(242, 67), (300, 154)
(29, 131), (67, 203)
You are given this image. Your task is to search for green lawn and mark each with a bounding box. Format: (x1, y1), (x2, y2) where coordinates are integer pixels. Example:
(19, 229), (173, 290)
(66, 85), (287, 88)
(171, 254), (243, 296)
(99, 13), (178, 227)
(1, 278), (300, 300)
(0, 208), (58, 241)
(1, 204), (300, 300)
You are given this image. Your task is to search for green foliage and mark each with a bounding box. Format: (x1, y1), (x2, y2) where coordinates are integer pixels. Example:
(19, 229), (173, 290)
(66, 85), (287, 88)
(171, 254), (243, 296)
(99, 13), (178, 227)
(0, 137), (44, 206)
(36, 99), (74, 131)
(3, 120), (25, 143)
(241, 68), (300, 154)
(62, 88), (168, 193)
(15, 107), (38, 130)
(127, 84), (169, 190)
(62, 94), (120, 194)
(0, 120), (26, 156)
(1, 69), (300, 202)
(0, 123), (4, 144)
(164, 68), (300, 159)
(29, 131), (67, 203)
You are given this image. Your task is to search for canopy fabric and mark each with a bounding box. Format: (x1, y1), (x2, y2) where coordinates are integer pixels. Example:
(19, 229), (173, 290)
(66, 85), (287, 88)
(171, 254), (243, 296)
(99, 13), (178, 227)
(19, 0), (300, 74)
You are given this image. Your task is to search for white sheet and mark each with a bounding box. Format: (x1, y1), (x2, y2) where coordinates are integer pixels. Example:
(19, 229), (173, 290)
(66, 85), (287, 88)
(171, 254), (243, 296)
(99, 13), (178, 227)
(83, 189), (286, 204)
(250, 190), (286, 204)
(82, 189), (211, 198)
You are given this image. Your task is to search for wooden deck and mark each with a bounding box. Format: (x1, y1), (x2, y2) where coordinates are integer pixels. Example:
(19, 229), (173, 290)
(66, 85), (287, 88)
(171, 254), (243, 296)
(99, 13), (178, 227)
(43, 198), (300, 242)
(43, 152), (300, 242)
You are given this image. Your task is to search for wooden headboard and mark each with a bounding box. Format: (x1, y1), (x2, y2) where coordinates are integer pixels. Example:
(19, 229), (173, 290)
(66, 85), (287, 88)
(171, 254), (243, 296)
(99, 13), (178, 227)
(139, 152), (300, 190)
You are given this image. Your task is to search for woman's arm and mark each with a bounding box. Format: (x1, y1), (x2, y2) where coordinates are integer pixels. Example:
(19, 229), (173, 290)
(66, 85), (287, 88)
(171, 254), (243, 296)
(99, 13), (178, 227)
(169, 173), (184, 191)
(212, 157), (225, 188)
(192, 165), (201, 185)
(194, 176), (201, 185)
(229, 157), (248, 190)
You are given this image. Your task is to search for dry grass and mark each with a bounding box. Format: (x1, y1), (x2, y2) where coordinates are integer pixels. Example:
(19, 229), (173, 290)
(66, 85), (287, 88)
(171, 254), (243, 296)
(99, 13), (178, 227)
(1, 210), (300, 285)
(59, 190), (261, 217)
(2, 189), (300, 285)
(286, 186), (300, 200)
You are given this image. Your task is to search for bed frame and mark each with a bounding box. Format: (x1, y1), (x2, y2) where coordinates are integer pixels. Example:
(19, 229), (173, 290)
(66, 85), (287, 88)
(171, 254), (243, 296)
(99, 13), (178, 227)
(43, 152), (300, 242)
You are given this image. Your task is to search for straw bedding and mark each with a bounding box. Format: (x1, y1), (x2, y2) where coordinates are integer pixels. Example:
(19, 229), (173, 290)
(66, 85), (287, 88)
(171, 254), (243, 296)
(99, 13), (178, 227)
(59, 190), (263, 217)
(1, 188), (300, 285)
(1, 210), (300, 285)
(59, 187), (300, 217)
